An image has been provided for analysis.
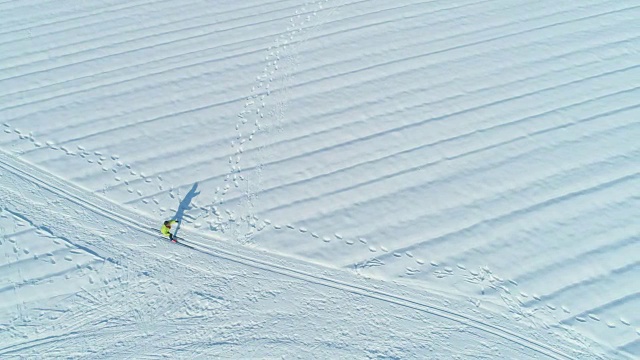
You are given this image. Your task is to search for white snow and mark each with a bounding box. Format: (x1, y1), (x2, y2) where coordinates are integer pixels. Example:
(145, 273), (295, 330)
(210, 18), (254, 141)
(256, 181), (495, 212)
(1, 0), (638, 358)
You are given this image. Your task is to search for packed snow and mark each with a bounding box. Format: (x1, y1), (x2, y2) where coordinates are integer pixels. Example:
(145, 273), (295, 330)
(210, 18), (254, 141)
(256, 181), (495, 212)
(1, 0), (638, 358)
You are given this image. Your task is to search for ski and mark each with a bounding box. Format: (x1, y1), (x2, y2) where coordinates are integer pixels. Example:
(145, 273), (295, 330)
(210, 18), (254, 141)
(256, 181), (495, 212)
(172, 238), (195, 249)
(157, 230), (195, 249)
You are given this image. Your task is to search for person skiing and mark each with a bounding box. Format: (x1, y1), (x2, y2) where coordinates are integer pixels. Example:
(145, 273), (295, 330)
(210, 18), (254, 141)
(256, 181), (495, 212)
(161, 219), (178, 242)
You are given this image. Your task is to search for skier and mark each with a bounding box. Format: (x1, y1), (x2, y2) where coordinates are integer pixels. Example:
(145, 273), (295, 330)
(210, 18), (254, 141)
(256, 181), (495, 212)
(161, 219), (178, 242)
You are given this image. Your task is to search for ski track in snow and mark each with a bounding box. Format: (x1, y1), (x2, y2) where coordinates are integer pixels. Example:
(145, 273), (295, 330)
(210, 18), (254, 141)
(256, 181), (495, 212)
(1, 0), (639, 358)
(0, 149), (601, 359)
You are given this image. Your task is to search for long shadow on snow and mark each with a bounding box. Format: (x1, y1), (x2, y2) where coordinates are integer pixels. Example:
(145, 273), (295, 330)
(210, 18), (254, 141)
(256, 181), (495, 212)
(172, 182), (200, 239)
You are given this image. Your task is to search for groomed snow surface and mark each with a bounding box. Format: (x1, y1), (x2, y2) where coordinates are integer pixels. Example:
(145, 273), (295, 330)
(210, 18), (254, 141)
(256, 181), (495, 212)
(1, 0), (638, 358)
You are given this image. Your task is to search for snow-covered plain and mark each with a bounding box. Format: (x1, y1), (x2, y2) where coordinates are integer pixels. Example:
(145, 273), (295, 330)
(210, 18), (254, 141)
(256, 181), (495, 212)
(1, 0), (638, 358)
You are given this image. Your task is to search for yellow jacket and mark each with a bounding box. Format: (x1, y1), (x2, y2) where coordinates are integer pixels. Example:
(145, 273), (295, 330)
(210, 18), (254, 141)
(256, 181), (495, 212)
(161, 220), (177, 237)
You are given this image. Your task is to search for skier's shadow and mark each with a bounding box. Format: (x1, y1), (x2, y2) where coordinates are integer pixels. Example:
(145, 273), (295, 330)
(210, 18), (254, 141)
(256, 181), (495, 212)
(173, 182), (200, 238)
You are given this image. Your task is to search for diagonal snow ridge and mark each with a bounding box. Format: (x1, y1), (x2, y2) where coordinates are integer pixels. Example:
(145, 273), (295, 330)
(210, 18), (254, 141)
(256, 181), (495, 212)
(1, 0), (638, 358)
